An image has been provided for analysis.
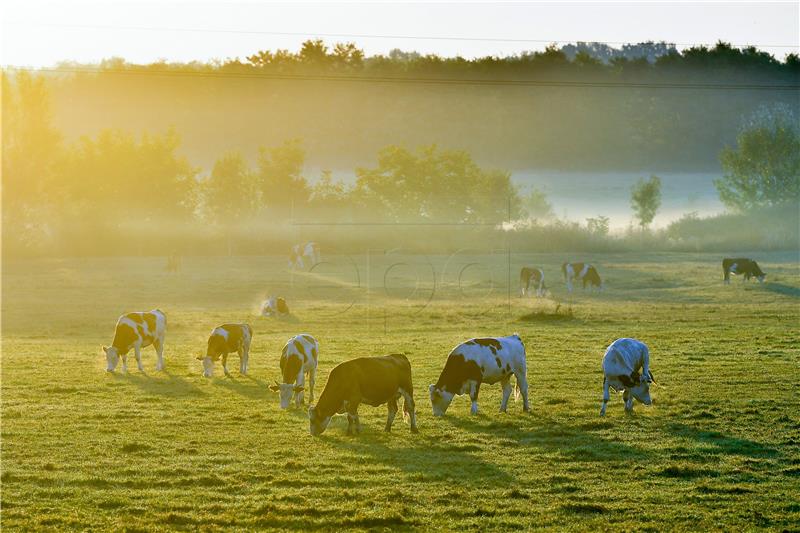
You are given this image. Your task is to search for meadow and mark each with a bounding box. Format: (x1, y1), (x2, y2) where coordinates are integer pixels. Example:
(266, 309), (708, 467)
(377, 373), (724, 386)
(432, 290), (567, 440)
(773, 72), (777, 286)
(2, 251), (799, 530)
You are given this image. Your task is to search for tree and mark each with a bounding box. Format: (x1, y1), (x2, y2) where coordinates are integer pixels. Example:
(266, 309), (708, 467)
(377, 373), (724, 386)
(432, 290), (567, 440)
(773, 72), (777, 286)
(715, 107), (800, 211)
(586, 216), (610, 237)
(256, 139), (309, 212)
(204, 151), (256, 254)
(630, 175), (662, 229)
(523, 187), (555, 220)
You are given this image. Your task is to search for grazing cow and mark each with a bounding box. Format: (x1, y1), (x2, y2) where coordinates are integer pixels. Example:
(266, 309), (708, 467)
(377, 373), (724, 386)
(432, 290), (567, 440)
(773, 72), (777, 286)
(600, 338), (655, 416)
(103, 309), (166, 372)
(288, 242), (320, 270)
(308, 354), (418, 436)
(562, 262), (602, 292)
(722, 258), (765, 284)
(198, 323), (252, 378)
(519, 266), (546, 297)
(269, 334), (318, 409)
(429, 334), (530, 416)
(261, 296), (289, 317)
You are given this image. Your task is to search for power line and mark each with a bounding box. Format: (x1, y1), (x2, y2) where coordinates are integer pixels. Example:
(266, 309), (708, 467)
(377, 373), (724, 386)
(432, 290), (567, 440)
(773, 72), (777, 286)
(5, 66), (798, 92)
(10, 22), (800, 49)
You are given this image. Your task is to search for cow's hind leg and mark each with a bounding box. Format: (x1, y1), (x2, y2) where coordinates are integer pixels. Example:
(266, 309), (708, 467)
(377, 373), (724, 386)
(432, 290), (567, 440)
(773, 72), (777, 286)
(238, 348), (247, 375)
(499, 378), (513, 413)
(600, 377), (610, 416)
(398, 387), (418, 433)
(516, 373), (530, 412)
(346, 403), (361, 435)
(134, 346), (144, 372)
(154, 338), (165, 371)
(385, 396), (399, 432)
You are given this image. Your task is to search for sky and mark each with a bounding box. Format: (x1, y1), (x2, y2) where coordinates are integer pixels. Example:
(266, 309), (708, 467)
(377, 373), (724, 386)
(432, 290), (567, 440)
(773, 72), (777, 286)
(2, 1), (799, 67)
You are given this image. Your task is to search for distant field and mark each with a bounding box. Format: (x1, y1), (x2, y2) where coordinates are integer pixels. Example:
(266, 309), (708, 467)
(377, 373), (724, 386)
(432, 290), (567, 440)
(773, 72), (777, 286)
(2, 251), (799, 530)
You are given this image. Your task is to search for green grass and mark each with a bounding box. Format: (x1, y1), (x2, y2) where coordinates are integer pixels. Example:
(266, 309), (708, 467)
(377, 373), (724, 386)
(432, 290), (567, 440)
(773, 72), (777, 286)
(2, 251), (799, 530)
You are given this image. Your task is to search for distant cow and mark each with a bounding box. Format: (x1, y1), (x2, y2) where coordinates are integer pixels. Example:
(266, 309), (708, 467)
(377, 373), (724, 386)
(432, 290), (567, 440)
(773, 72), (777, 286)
(261, 296), (289, 317)
(103, 309), (166, 373)
(308, 354), (418, 436)
(722, 258), (765, 284)
(270, 334), (318, 409)
(289, 242), (320, 270)
(519, 267), (546, 297)
(562, 262), (602, 292)
(198, 323), (252, 378)
(600, 338), (654, 416)
(429, 335), (530, 416)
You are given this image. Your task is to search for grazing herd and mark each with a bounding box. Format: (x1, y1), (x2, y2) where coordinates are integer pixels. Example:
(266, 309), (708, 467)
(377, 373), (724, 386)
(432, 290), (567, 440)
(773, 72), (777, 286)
(104, 256), (766, 435)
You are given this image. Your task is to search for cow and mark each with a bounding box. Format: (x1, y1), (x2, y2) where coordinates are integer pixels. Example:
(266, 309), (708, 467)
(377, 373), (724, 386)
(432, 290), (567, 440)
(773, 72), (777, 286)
(722, 258), (765, 284)
(519, 266), (546, 297)
(103, 309), (166, 373)
(429, 334), (530, 416)
(269, 334), (318, 409)
(289, 242), (320, 270)
(600, 338), (655, 416)
(261, 296), (289, 317)
(308, 354), (418, 436)
(197, 323), (252, 378)
(562, 262), (602, 292)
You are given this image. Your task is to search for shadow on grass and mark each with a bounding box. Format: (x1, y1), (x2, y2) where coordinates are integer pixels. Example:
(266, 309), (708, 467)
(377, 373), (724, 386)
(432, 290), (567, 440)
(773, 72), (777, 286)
(666, 423), (780, 458)
(114, 370), (207, 398)
(445, 415), (651, 463)
(215, 376), (269, 400)
(763, 282), (800, 298)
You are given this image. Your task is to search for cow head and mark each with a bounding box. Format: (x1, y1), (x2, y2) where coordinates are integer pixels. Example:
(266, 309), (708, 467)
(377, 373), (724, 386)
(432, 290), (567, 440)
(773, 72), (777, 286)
(629, 371), (654, 405)
(196, 355), (214, 377)
(269, 381), (304, 409)
(308, 405), (331, 436)
(429, 384), (455, 416)
(103, 346), (119, 372)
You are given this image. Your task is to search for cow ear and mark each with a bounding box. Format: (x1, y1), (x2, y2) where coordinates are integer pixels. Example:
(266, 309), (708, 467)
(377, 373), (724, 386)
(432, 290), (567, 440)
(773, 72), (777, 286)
(294, 386), (304, 393)
(648, 371), (655, 384)
(196, 354), (203, 361)
(102, 346), (109, 355)
(268, 385), (280, 392)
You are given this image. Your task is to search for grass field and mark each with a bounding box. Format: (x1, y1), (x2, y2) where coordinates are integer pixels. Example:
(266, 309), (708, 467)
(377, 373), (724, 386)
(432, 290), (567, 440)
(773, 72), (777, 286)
(2, 251), (799, 530)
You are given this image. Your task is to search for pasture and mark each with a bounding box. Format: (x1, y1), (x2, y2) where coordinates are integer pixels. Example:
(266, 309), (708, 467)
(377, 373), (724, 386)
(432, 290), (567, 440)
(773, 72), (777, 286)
(2, 251), (799, 530)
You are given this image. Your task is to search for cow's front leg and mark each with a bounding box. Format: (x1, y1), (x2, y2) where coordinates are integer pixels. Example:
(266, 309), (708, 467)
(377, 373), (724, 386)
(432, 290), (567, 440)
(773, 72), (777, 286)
(154, 339), (165, 371)
(346, 408), (361, 435)
(134, 346), (144, 372)
(600, 377), (610, 416)
(469, 381), (481, 415)
(499, 378), (512, 413)
(385, 397), (399, 432)
(623, 389), (633, 413)
(121, 354), (128, 373)
(295, 376), (306, 407)
(221, 354), (230, 376)
(308, 368), (316, 403)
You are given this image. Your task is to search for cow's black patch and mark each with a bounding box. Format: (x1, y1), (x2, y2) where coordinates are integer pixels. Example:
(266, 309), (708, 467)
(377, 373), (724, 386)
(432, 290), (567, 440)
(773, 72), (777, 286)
(506, 363), (511, 372)
(435, 352), (482, 395)
(293, 340), (306, 357)
(495, 357), (502, 368)
(311, 347), (318, 361)
(617, 371), (640, 388)
(473, 338), (502, 353)
(281, 353), (303, 383)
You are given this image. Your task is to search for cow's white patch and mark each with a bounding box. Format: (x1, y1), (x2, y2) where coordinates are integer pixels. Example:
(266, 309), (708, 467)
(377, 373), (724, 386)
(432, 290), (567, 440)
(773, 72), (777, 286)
(202, 356), (214, 377)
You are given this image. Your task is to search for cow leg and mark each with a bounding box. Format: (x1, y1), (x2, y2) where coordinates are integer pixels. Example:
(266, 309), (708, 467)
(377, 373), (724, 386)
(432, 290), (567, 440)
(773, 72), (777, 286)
(238, 348), (246, 375)
(308, 367), (316, 403)
(346, 402), (361, 435)
(385, 396), (399, 432)
(516, 373), (530, 412)
(121, 354), (128, 373)
(154, 338), (165, 371)
(295, 374), (306, 407)
(600, 377), (610, 416)
(398, 388), (418, 433)
(623, 389), (634, 413)
(469, 381), (481, 415)
(566, 278), (573, 293)
(134, 346), (144, 372)
(221, 354), (230, 376)
(499, 378), (513, 413)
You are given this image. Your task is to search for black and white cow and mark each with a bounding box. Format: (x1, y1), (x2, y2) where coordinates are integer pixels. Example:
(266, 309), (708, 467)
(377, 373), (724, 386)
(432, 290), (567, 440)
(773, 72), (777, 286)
(269, 334), (318, 409)
(261, 296), (289, 317)
(197, 323), (252, 377)
(722, 258), (765, 284)
(288, 242), (320, 270)
(103, 309), (166, 372)
(429, 335), (530, 416)
(600, 338), (654, 416)
(308, 354), (418, 436)
(562, 262), (602, 292)
(519, 266), (546, 297)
